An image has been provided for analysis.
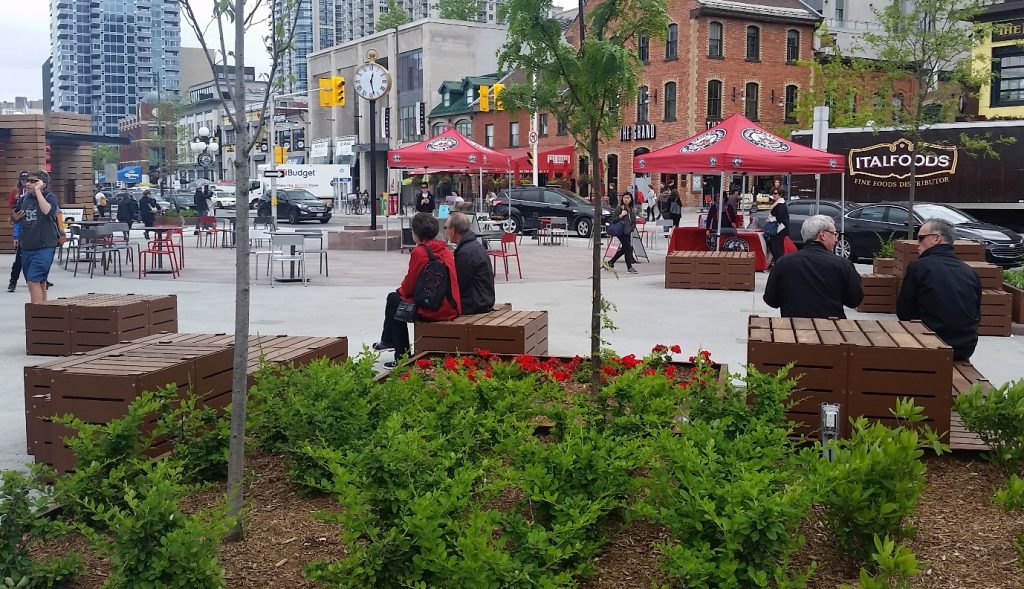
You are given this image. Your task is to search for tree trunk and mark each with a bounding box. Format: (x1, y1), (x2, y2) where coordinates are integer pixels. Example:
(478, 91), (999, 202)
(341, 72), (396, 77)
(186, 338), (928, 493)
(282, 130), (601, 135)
(225, 0), (252, 543)
(589, 125), (602, 396)
(908, 134), (918, 239)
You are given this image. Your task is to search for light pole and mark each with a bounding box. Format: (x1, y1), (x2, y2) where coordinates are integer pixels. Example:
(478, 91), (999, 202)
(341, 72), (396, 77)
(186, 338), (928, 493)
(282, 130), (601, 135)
(190, 126), (220, 181)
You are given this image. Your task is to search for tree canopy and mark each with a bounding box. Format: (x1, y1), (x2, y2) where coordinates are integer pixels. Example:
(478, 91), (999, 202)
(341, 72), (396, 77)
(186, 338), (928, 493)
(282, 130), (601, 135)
(376, 0), (411, 31)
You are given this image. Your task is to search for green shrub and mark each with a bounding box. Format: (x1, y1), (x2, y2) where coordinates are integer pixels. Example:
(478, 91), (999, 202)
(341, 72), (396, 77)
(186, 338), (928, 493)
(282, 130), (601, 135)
(953, 380), (1024, 471)
(0, 466), (83, 588)
(994, 475), (1024, 567)
(79, 460), (229, 589)
(156, 394), (230, 483)
(840, 535), (926, 589)
(812, 399), (947, 561)
(875, 233), (896, 259)
(1004, 268), (1024, 289)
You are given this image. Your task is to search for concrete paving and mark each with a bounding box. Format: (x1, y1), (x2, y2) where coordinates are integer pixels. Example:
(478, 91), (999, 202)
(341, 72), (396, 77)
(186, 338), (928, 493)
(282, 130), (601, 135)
(1, 215), (1022, 471)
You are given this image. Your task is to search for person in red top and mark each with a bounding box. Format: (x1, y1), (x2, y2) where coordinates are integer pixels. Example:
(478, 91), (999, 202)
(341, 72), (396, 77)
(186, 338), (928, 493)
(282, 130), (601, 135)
(373, 213), (461, 368)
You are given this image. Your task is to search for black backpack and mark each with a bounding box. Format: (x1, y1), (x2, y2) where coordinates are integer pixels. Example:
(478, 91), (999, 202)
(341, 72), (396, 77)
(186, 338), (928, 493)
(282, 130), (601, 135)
(414, 244), (457, 311)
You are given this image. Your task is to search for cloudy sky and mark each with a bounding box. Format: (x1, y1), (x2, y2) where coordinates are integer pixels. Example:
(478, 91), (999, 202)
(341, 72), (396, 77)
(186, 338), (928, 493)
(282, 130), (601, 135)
(0, 0), (577, 104)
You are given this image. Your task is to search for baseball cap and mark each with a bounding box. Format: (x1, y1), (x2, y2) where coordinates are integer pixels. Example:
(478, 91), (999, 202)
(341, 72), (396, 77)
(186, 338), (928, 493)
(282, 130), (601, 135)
(18, 171), (28, 180)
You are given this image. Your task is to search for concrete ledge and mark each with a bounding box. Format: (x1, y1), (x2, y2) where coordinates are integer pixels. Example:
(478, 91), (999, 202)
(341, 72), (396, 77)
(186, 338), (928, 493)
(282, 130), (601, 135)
(327, 230), (401, 251)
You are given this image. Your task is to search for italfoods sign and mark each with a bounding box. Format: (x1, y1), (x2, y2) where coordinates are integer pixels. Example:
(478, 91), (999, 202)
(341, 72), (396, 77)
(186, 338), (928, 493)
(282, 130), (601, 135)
(848, 138), (958, 189)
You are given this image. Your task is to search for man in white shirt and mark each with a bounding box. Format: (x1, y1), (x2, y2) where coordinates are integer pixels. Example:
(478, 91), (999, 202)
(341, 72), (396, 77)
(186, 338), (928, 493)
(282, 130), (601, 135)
(93, 185), (108, 218)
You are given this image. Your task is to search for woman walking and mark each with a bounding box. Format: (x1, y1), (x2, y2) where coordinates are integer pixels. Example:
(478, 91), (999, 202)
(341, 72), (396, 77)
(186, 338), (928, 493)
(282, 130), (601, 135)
(138, 190), (161, 240)
(665, 182), (682, 227)
(607, 191), (638, 274)
(115, 192), (138, 240)
(766, 190), (789, 268)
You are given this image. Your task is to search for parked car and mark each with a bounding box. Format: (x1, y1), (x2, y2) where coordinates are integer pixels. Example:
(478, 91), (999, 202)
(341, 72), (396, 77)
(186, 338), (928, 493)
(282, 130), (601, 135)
(838, 202), (1024, 266)
(167, 191), (197, 210)
(209, 187), (236, 209)
(275, 189), (332, 224)
(488, 186), (610, 237)
(748, 199), (861, 247)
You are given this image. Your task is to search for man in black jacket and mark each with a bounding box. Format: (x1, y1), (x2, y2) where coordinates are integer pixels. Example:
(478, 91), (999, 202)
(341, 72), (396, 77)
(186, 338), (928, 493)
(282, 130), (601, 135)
(446, 212), (495, 314)
(897, 218), (981, 360)
(415, 182), (435, 214)
(763, 214), (863, 318)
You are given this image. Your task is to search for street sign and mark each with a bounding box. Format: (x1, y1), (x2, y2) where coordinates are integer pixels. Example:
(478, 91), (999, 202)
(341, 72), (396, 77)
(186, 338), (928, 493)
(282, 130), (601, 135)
(263, 170), (286, 178)
(529, 131), (538, 145)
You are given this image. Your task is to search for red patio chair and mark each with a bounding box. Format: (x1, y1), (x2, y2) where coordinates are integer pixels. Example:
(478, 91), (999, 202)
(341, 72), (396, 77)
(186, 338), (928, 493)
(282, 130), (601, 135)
(488, 231), (523, 281)
(196, 216), (221, 248)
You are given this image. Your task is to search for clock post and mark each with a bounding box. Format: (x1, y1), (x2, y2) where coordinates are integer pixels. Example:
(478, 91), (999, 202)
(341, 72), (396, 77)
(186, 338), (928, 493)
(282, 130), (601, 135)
(369, 99), (378, 230)
(354, 50), (392, 231)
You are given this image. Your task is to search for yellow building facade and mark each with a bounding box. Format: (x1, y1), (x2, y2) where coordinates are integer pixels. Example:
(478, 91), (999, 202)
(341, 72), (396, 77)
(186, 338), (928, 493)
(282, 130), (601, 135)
(975, 2), (1024, 119)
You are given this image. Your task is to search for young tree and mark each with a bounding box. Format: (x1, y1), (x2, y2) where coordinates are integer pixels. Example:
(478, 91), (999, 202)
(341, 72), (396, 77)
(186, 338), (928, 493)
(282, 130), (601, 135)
(434, 0), (481, 21)
(376, 0), (411, 31)
(92, 145), (119, 172)
(862, 0), (992, 238)
(499, 0), (668, 392)
(148, 99), (184, 202)
(177, 0), (303, 541)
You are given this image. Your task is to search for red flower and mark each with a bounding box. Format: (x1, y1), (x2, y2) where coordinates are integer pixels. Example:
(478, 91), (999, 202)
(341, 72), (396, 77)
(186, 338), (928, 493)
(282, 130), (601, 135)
(644, 368), (658, 377)
(400, 372), (411, 382)
(670, 344), (682, 354)
(514, 354), (540, 372)
(415, 359), (433, 370)
(443, 357), (459, 371)
(700, 350), (712, 362)
(663, 365), (678, 378)
(461, 357), (480, 370)
(652, 344), (668, 354)
(475, 348), (492, 359)
(484, 367), (494, 379)
(620, 354), (641, 369)
(466, 369), (477, 382)
(550, 370), (570, 382)
(601, 365), (618, 376)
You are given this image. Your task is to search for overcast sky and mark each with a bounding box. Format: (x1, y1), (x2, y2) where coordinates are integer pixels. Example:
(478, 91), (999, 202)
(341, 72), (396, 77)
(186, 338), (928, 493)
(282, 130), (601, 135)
(0, 0), (575, 103)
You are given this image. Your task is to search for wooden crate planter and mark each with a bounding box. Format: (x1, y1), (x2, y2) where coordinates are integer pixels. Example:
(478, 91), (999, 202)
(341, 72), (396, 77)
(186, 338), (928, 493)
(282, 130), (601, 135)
(25, 333), (349, 473)
(747, 316), (851, 438)
(1004, 282), (1024, 324)
(857, 274), (898, 313)
(748, 316), (955, 442)
(873, 258), (895, 274)
(664, 251), (755, 291)
(414, 308), (547, 356)
(25, 293), (179, 356)
(979, 289), (1012, 337)
(965, 261), (1003, 290)
(893, 240), (987, 277)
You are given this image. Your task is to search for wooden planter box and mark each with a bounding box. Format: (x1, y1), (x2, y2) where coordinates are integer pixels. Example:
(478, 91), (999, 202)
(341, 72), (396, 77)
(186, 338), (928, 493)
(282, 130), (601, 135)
(893, 240), (987, 278)
(1004, 282), (1024, 324)
(25, 294), (179, 356)
(857, 274), (898, 314)
(979, 289), (1012, 337)
(414, 308), (548, 356)
(965, 261), (1003, 290)
(25, 333), (348, 472)
(872, 258), (895, 274)
(748, 315), (954, 441)
(665, 251), (755, 291)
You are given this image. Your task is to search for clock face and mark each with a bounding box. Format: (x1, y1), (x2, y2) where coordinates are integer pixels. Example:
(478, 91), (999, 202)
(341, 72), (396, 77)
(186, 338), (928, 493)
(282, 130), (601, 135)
(354, 63), (392, 100)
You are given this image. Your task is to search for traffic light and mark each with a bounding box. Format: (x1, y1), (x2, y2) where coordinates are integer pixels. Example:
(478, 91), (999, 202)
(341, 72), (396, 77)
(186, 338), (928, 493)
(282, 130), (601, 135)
(479, 85), (490, 112)
(318, 77), (335, 107)
(274, 146), (286, 165)
(492, 83), (505, 111)
(334, 76), (346, 107)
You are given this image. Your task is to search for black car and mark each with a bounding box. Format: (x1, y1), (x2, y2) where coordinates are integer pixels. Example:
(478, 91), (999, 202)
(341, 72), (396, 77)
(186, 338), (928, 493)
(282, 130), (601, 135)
(167, 191), (197, 210)
(839, 202), (1024, 266)
(488, 186), (610, 237)
(748, 199), (860, 247)
(275, 189), (332, 224)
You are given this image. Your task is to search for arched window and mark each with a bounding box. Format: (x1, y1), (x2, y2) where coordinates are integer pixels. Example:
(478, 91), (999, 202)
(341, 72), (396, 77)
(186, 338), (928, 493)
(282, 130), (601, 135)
(708, 22), (723, 58)
(664, 82), (677, 121)
(784, 85), (798, 122)
(744, 82), (759, 120)
(666, 24), (678, 59)
(455, 119), (472, 137)
(637, 85), (649, 123)
(707, 80), (722, 119)
(431, 123), (444, 137)
(746, 26), (760, 61)
(786, 30), (800, 62)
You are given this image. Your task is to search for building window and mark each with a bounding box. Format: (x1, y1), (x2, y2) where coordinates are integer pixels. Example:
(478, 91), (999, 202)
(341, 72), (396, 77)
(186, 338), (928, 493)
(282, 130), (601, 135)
(992, 46), (1024, 106)
(666, 24), (678, 60)
(785, 85), (798, 122)
(557, 118), (568, 135)
(510, 121), (520, 146)
(539, 113), (549, 136)
(456, 119), (472, 137)
(746, 26), (760, 61)
(664, 81), (677, 121)
(835, 0), (845, 20)
(744, 82), (760, 120)
(638, 35), (649, 63)
(637, 85), (649, 123)
(485, 124), (495, 147)
(431, 123), (445, 137)
(707, 80), (722, 119)
(786, 30), (799, 63)
(709, 22), (723, 58)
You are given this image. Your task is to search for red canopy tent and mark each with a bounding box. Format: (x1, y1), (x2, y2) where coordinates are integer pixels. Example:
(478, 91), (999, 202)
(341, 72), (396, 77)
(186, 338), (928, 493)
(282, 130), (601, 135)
(633, 113), (845, 175)
(502, 145), (575, 177)
(388, 127), (511, 171)
(633, 113), (847, 253)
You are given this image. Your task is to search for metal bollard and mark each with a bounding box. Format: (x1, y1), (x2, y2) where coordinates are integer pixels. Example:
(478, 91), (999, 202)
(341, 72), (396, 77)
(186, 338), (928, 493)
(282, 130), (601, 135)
(820, 403), (841, 462)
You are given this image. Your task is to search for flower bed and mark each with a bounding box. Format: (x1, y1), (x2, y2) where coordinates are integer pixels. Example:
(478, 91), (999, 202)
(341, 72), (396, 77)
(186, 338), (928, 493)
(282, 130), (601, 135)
(12, 348), (1024, 589)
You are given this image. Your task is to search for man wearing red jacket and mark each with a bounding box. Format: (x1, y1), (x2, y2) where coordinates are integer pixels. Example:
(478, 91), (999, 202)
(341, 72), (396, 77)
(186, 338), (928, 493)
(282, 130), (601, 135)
(374, 213), (461, 368)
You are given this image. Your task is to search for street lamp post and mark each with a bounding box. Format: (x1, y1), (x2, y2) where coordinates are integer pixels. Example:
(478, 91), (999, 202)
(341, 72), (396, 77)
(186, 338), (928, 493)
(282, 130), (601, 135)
(190, 126), (220, 182)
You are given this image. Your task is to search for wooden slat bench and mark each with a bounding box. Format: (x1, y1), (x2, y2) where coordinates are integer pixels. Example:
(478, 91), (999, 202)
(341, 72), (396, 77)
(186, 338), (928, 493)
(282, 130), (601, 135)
(415, 308), (549, 356)
(949, 361), (992, 452)
(665, 251), (755, 291)
(979, 289), (1012, 337)
(857, 274), (898, 314)
(25, 293), (179, 356)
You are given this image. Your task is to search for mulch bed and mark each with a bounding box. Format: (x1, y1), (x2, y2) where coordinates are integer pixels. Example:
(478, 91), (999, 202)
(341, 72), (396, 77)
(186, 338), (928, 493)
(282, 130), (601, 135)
(33, 452), (1022, 588)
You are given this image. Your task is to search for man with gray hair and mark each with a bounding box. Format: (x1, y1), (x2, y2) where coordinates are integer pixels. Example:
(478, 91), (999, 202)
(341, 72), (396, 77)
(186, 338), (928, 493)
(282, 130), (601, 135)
(897, 217), (981, 360)
(445, 212), (495, 314)
(763, 214), (863, 318)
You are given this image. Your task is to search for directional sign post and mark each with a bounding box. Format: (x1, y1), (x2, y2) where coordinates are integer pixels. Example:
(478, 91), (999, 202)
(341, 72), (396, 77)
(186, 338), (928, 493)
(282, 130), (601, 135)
(263, 169), (286, 179)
